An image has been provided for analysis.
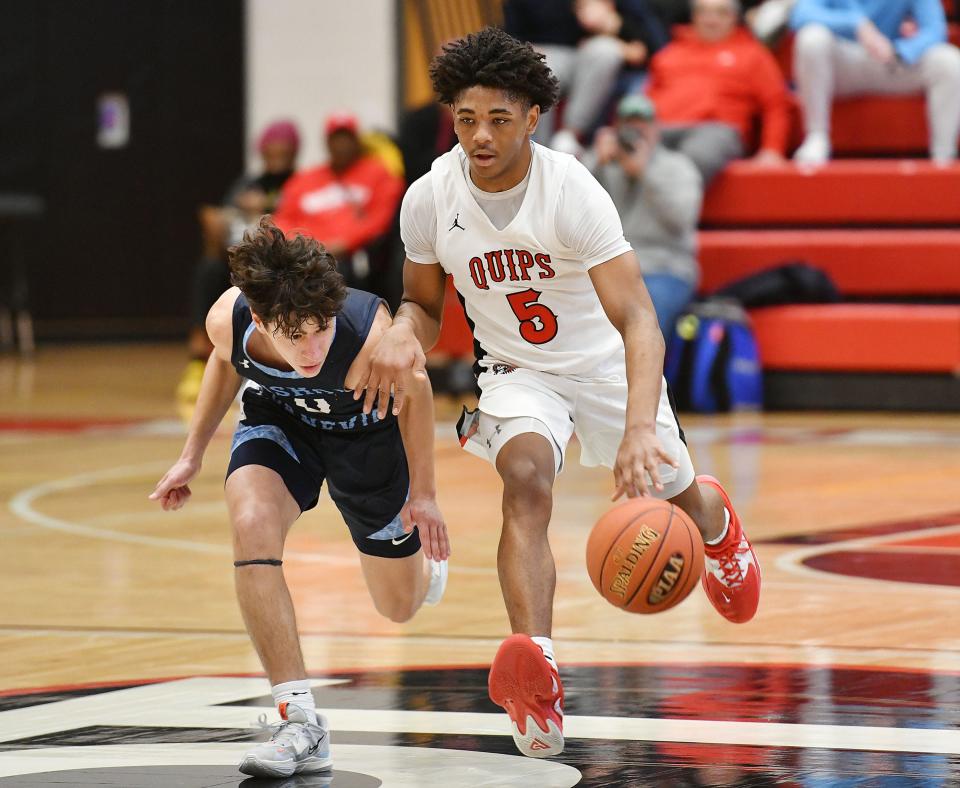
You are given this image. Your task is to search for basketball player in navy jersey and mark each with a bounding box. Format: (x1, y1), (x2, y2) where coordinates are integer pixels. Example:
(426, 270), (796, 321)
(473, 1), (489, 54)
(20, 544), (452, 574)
(150, 218), (449, 778)
(356, 28), (762, 759)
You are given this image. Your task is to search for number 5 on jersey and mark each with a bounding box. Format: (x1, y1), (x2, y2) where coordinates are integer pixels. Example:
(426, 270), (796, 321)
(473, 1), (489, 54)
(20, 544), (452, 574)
(506, 288), (559, 345)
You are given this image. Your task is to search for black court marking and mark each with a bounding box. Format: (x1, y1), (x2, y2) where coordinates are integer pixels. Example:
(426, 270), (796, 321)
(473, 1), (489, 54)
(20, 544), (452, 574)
(2, 663), (959, 786)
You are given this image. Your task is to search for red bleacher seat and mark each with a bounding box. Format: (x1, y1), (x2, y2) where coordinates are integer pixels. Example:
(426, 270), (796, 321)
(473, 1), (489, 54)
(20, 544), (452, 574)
(751, 304), (960, 372)
(698, 229), (960, 295)
(784, 95), (930, 156)
(702, 161), (960, 226)
(831, 97), (930, 154)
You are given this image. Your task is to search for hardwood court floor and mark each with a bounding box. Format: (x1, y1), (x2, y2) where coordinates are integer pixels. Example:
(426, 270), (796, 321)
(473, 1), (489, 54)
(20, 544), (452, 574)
(1, 344), (959, 786)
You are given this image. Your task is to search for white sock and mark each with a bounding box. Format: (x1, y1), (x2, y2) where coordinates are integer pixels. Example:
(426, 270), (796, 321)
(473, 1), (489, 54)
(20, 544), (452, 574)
(794, 132), (830, 164)
(272, 679), (317, 723)
(705, 507), (731, 546)
(531, 636), (558, 672)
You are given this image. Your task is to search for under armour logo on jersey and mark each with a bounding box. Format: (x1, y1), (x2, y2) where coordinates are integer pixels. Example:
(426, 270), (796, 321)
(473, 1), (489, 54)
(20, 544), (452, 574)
(449, 213), (465, 231)
(240, 359), (250, 369)
(295, 397), (331, 414)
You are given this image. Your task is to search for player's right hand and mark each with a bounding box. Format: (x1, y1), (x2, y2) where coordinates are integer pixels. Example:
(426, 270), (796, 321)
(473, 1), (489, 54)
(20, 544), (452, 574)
(149, 458), (201, 511)
(400, 495), (451, 561)
(354, 323), (428, 419)
(612, 427), (678, 500)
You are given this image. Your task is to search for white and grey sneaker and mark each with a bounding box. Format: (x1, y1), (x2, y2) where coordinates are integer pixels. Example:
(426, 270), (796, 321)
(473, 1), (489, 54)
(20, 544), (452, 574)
(424, 559), (448, 606)
(239, 702), (332, 778)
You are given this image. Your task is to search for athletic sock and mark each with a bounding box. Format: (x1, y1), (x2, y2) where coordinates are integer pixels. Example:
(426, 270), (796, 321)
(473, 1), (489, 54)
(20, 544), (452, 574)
(271, 679), (317, 723)
(531, 636), (558, 673)
(705, 507), (731, 547)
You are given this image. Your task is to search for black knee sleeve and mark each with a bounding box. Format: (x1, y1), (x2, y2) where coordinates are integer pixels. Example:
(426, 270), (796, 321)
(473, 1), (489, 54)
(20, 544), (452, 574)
(233, 558), (283, 567)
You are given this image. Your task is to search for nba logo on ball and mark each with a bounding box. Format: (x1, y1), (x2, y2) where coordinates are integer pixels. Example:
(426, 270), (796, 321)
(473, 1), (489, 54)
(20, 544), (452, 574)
(586, 499), (704, 614)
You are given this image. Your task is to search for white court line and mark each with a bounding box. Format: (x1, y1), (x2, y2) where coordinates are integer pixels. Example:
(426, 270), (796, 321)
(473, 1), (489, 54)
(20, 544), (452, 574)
(5, 462), (494, 571)
(5, 462), (501, 572)
(3, 627), (959, 671)
(1, 673), (958, 757)
(13, 461), (960, 593)
(6, 463), (375, 567)
(8, 462), (228, 555)
(776, 522), (960, 593)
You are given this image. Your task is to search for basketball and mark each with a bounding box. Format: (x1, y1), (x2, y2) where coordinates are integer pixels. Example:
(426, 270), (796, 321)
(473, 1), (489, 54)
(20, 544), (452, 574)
(586, 498), (704, 614)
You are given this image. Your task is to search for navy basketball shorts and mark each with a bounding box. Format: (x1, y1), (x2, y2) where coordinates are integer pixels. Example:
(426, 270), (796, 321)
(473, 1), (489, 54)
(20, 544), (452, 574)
(226, 402), (419, 559)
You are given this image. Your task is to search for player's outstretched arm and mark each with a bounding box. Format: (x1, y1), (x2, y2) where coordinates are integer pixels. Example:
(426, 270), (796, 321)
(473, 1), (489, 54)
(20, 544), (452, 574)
(397, 371), (450, 561)
(346, 303), (450, 560)
(354, 260), (446, 418)
(150, 291), (243, 511)
(590, 252), (678, 499)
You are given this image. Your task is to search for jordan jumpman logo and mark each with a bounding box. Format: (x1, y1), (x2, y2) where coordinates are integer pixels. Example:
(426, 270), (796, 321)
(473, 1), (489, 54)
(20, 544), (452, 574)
(449, 213), (465, 231)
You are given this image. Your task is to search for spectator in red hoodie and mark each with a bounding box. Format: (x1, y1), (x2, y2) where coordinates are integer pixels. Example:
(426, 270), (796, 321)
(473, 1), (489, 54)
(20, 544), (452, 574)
(645, 0), (790, 183)
(274, 113), (405, 290)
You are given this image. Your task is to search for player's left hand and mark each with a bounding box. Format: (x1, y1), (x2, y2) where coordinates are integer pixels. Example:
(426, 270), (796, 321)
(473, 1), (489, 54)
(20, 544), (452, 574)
(612, 427), (678, 500)
(400, 495), (450, 561)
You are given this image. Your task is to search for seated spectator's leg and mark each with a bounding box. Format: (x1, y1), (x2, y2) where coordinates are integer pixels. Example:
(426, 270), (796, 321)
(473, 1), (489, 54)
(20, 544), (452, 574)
(643, 272), (696, 339)
(919, 44), (960, 163)
(563, 36), (626, 140)
(793, 23), (839, 163)
(189, 257), (230, 358)
(178, 256), (230, 404)
(674, 123), (743, 186)
(533, 46), (577, 145)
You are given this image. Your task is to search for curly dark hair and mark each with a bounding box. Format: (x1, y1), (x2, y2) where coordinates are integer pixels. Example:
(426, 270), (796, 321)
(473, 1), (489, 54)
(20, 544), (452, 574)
(429, 27), (559, 112)
(228, 217), (346, 337)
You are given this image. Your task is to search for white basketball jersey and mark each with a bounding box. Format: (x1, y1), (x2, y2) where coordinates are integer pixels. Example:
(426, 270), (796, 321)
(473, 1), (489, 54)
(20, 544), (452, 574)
(431, 144), (627, 378)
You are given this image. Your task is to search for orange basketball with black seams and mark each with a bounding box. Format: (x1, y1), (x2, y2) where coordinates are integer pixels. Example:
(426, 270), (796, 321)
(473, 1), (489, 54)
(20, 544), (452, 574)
(586, 498), (704, 614)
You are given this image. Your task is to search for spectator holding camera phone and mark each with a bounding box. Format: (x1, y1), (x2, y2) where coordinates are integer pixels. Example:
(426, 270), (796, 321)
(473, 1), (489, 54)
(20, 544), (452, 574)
(583, 95), (702, 338)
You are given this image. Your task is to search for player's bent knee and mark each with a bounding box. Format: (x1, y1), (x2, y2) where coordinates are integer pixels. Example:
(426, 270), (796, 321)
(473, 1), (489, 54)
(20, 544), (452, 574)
(372, 592), (419, 623)
(231, 508), (285, 559)
(500, 459), (553, 521)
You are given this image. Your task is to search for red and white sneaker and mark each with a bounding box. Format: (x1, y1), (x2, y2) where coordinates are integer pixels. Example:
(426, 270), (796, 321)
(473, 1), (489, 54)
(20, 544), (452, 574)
(698, 475), (761, 623)
(488, 634), (564, 757)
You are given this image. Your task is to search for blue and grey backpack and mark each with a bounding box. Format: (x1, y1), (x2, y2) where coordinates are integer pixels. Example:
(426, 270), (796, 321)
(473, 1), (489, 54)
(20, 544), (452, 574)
(664, 300), (763, 413)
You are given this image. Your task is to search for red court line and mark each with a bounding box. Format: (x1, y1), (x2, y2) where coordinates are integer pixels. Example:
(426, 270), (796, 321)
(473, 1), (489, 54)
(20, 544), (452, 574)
(886, 533), (960, 549)
(763, 512), (960, 545)
(805, 551), (960, 587)
(0, 417), (143, 433)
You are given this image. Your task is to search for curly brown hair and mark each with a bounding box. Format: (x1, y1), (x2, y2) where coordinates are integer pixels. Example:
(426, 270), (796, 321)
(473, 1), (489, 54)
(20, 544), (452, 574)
(228, 217), (346, 337)
(429, 27), (559, 112)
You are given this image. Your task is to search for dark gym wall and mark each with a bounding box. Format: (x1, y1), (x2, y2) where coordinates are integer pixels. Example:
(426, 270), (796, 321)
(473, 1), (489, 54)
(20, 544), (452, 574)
(0, 0), (244, 338)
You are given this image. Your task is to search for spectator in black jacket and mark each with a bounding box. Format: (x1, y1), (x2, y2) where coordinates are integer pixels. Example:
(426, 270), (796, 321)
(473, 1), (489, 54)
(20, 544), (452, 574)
(504, 0), (667, 154)
(397, 103), (456, 185)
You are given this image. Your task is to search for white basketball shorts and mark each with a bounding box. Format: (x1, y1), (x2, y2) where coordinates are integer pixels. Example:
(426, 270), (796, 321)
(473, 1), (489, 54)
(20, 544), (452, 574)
(457, 363), (695, 500)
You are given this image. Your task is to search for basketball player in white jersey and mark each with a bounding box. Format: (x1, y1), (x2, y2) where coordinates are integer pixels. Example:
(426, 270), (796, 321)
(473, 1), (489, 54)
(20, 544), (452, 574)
(355, 28), (762, 759)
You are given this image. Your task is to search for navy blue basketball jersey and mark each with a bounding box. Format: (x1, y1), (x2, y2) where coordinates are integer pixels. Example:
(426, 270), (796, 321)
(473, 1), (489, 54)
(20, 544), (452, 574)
(230, 288), (390, 432)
